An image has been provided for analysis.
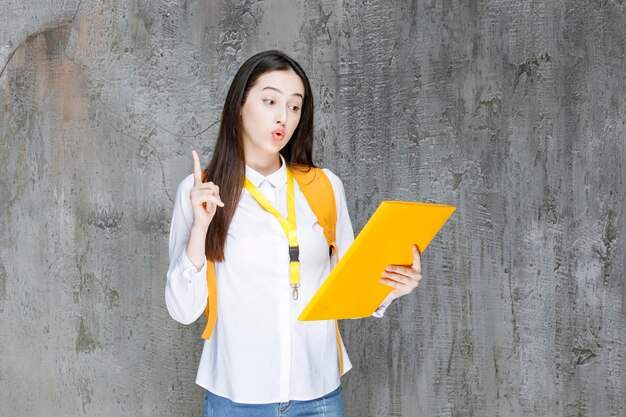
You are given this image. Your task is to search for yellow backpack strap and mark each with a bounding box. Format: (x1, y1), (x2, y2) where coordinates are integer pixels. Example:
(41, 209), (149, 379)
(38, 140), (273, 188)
(335, 321), (344, 375)
(199, 170), (219, 340)
(292, 166), (344, 376)
(200, 260), (218, 340)
(291, 167), (337, 254)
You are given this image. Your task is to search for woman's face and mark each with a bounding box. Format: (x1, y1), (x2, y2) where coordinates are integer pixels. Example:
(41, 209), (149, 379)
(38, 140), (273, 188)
(240, 69), (305, 161)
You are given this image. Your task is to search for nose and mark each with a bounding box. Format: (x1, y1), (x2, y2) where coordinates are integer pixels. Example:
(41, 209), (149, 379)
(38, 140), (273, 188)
(275, 107), (287, 127)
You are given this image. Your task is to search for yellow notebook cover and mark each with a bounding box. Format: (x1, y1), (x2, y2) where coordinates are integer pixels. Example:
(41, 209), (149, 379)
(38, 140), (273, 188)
(298, 201), (455, 321)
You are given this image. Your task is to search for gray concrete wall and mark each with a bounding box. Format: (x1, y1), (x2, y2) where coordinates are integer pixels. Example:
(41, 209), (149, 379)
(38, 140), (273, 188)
(1, 0), (624, 416)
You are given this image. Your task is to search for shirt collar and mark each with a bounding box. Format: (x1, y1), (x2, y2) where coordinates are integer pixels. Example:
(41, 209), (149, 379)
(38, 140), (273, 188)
(245, 154), (287, 188)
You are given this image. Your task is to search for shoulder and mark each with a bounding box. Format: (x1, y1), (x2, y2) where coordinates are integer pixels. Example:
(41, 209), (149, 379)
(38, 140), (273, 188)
(320, 168), (346, 195)
(180, 172), (195, 189)
(292, 166), (346, 206)
(175, 173), (195, 199)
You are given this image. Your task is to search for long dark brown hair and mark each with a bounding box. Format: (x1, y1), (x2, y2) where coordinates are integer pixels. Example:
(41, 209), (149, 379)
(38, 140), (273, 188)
(202, 50), (316, 262)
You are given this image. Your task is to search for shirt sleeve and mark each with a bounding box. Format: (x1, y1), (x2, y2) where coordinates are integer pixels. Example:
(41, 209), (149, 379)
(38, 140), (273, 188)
(371, 300), (393, 317)
(164, 173), (209, 325)
(322, 168), (393, 319)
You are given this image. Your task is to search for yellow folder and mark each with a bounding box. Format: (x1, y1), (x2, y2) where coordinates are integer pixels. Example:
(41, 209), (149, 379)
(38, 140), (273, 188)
(298, 201), (455, 321)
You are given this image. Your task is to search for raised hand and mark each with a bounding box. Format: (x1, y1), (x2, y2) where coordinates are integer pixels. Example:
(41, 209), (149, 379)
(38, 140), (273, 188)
(189, 150), (224, 229)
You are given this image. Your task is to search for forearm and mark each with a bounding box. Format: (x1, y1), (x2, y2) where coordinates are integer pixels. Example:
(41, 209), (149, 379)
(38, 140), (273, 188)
(165, 174), (210, 325)
(185, 223), (209, 271)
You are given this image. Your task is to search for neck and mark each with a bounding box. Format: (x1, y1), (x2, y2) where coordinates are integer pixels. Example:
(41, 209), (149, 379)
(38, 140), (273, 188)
(245, 151), (282, 176)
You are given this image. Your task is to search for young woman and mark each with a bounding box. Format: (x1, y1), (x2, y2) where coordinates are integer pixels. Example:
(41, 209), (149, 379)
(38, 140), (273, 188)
(165, 50), (423, 417)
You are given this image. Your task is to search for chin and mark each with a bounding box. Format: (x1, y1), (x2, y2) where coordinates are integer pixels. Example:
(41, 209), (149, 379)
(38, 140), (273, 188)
(269, 139), (290, 152)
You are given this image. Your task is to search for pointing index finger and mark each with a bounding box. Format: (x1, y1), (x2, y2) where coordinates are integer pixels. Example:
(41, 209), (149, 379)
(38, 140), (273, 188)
(192, 150), (202, 185)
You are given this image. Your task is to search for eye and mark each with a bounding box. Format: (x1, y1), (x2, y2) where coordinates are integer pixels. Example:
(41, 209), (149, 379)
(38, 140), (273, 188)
(263, 99), (275, 105)
(289, 105), (301, 112)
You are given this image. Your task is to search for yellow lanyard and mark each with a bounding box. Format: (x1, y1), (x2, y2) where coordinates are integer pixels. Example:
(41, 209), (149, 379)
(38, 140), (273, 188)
(244, 168), (300, 300)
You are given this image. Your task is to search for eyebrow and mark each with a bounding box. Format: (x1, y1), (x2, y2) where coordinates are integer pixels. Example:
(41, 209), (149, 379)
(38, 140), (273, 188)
(261, 86), (303, 99)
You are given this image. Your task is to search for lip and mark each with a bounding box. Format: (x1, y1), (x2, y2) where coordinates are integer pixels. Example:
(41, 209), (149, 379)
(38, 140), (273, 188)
(272, 128), (285, 142)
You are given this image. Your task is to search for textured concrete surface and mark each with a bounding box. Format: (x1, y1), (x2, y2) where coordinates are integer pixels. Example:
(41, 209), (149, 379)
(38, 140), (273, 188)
(1, 0), (624, 416)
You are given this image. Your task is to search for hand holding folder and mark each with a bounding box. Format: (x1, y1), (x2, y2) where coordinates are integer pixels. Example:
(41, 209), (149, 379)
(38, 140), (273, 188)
(378, 243), (424, 306)
(298, 201), (456, 321)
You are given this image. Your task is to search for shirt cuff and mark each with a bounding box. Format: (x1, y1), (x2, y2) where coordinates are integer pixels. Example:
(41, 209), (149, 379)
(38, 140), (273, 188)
(179, 251), (207, 283)
(371, 299), (393, 318)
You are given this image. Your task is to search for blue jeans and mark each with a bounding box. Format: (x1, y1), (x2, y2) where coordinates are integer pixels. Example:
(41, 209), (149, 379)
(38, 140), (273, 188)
(203, 386), (344, 417)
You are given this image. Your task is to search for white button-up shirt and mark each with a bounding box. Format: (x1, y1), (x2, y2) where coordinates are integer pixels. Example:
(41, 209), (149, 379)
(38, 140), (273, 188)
(165, 155), (392, 404)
